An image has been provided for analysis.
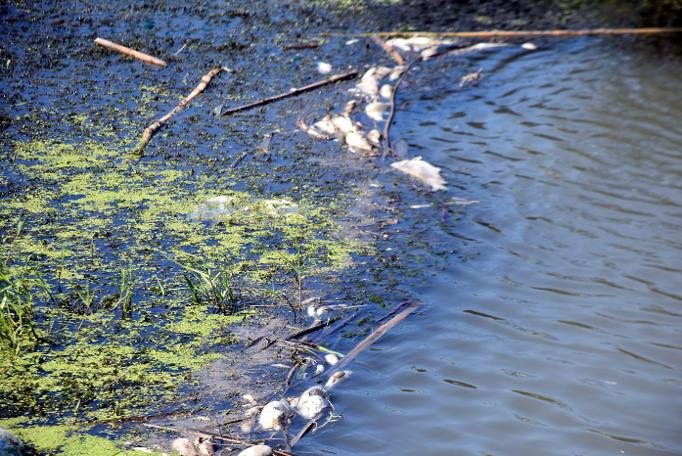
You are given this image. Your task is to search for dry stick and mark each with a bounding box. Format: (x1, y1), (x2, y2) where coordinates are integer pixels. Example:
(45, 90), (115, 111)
(330, 302), (419, 373)
(134, 67), (223, 155)
(221, 70), (358, 117)
(381, 59), (418, 161)
(372, 36), (406, 65)
(282, 41), (322, 50)
(141, 423), (253, 446)
(330, 27), (682, 39)
(290, 421), (317, 448)
(94, 38), (167, 67)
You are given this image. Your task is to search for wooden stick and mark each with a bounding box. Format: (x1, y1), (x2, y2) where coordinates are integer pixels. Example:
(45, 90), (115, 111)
(330, 302), (418, 372)
(94, 38), (167, 67)
(282, 41), (322, 50)
(221, 70), (358, 117)
(371, 36), (406, 65)
(141, 423), (253, 445)
(382, 59), (417, 160)
(134, 67), (223, 155)
(327, 27), (682, 39)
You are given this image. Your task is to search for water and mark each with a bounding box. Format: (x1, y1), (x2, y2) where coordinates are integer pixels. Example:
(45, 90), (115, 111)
(306, 39), (682, 455)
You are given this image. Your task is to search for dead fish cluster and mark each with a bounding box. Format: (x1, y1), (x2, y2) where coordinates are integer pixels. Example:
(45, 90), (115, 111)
(171, 436), (214, 456)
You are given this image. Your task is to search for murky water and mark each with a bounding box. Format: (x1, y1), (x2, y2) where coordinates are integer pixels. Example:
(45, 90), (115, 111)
(305, 39), (682, 455)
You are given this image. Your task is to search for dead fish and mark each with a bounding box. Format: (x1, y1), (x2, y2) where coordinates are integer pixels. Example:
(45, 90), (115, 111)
(365, 101), (390, 121)
(172, 438), (197, 456)
(194, 437), (213, 456)
(331, 115), (355, 135)
(343, 99), (358, 116)
(237, 445), (273, 456)
(380, 84), (393, 99)
(315, 363), (326, 375)
(521, 42), (537, 50)
(367, 129), (381, 145)
(345, 131), (374, 154)
(297, 386), (328, 419)
(459, 69), (482, 87)
(324, 353), (339, 365)
(391, 156), (447, 191)
(387, 36), (451, 53)
(297, 118), (332, 140)
(324, 370), (352, 391)
(258, 399), (289, 431)
(355, 66), (392, 96)
(389, 65), (406, 81)
(307, 303), (329, 320)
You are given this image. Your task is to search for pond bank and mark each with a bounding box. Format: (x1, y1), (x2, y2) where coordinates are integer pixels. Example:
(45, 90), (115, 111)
(1, 0), (678, 454)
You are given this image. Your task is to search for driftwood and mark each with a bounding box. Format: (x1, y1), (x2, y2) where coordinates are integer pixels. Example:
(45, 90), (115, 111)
(332, 27), (682, 39)
(221, 70), (358, 117)
(94, 38), (167, 67)
(134, 67), (224, 155)
(371, 36), (406, 65)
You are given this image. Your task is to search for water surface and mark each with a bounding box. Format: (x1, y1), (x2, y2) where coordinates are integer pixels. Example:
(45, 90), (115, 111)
(306, 38), (682, 455)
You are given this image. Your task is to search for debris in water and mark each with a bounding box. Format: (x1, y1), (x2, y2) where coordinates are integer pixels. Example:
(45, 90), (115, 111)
(460, 69), (482, 87)
(521, 42), (538, 50)
(258, 399), (290, 431)
(450, 196), (479, 206)
(315, 364), (325, 375)
(343, 99), (358, 116)
(237, 444), (273, 456)
(324, 353), (339, 365)
(242, 393), (256, 404)
(194, 437), (214, 456)
(317, 62), (332, 74)
(380, 83), (393, 99)
(324, 370), (352, 390)
(391, 156), (447, 191)
(296, 386), (328, 419)
(172, 437), (198, 456)
(367, 129), (381, 145)
(365, 101), (390, 121)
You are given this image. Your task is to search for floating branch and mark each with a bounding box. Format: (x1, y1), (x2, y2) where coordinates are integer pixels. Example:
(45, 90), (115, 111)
(331, 302), (418, 372)
(94, 38), (167, 67)
(329, 27), (682, 39)
(282, 41), (322, 50)
(221, 70), (358, 117)
(371, 36), (406, 65)
(133, 67), (224, 155)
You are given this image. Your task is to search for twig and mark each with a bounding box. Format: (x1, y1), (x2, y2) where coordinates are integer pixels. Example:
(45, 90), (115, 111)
(381, 59), (418, 160)
(134, 67), (223, 155)
(282, 41), (322, 50)
(94, 38), (167, 67)
(371, 36), (406, 65)
(221, 70), (358, 117)
(229, 151), (249, 170)
(327, 27), (682, 39)
(285, 319), (335, 341)
(330, 302), (418, 372)
(141, 423), (253, 445)
(290, 421), (317, 447)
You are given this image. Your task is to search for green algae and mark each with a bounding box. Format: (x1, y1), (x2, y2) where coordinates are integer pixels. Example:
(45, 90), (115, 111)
(1, 137), (365, 425)
(0, 418), (162, 455)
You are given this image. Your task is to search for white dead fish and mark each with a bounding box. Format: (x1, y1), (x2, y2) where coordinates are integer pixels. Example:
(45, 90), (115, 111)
(298, 119), (332, 140)
(343, 99), (358, 116)
(237, 445), (273, 456)
(345, 39), (359, 45)
(380, 84), (393, 99)
(194, 437), (213, 456)
(317, 62), (332, 74)
(387, 36), (451, 53)
(345, 131), (374, 154)
(355, 66), (392, 97)
(242, 393), (256, 404)
(324, 353), (339, 366)
(172, 438), (197, 456)
(315, 364), (326, 375)
(391, 156), (447, 191)
(307, 304), (329, 320)
(297, 386), (328, 419)
(521, 42), (537, 50)
(324, 370), (352, 391)
(258, 399), (290, 431)
(367, 129), (381, 145)
(389, 65), (406, 81)
(331, 115), (355, 135)
(244, 405), (261, 418)
(315, 115), (339, 136)
(365, 101), (390, 121)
